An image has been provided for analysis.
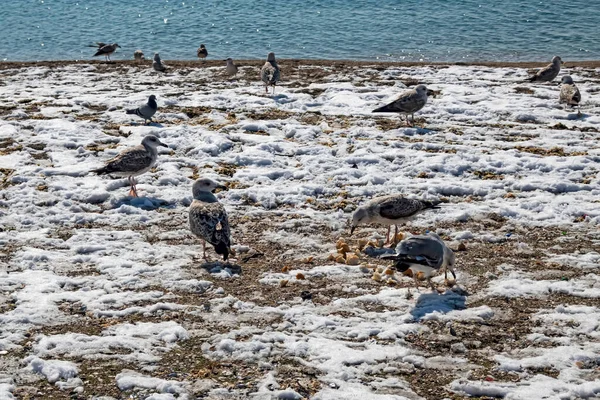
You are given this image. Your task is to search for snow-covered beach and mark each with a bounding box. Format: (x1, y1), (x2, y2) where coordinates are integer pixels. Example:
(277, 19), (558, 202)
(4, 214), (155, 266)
(1, 59), (599, 399)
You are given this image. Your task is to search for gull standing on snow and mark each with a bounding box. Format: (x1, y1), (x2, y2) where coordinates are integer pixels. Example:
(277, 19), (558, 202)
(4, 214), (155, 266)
(559, 75), (581, 112)
(526, 56), (563, 83)
(260, 52), (280, 94)
(350, 195), (440, 244)
(372, 84), (431, 127)
(91, 135), (168, 197)
(153, 53), (167, 72)
(381, 233), (456, 290)
(134, 50), (145, 61)
(225, 58), (238, 78)
(197, 44), (208, 62)
(189, 178), (232, 261)
(125, 95), (158, 124)
(93, 43), (121, 62)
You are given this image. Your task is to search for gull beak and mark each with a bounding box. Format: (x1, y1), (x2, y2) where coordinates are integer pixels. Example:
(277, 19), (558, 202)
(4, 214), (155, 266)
(426, 89), (436, 97)
(216, 184), (228, 191)
(158, 140), (168, 148)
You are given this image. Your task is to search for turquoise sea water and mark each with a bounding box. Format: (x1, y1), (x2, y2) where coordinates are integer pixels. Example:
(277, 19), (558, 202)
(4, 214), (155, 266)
(0, 0), (597, 62)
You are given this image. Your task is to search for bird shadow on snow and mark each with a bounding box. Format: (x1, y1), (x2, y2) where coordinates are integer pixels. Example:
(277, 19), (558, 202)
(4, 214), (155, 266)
(199, 261), (242, 277)
(127, 121), (164, 128)
(111, 196), (174, 211)
(410, 290), (467, 321)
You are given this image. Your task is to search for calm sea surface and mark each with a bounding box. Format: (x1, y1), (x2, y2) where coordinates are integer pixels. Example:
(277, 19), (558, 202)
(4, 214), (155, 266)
(0, 0), (597, 62)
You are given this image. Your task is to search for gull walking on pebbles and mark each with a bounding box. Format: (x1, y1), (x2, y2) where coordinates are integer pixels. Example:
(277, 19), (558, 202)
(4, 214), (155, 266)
(134, 50), (145, 61)
(372, 84), (432, 127)
(526, 56), (563, 83)
(197, 44), (208, 62)
(559, 75), (581, 113)
(91, 135), (168, 197)
(153, 53), (167, 72)
(125, 95), (158, 124)
(93, 43), (121, 62)
(381, 233), (456, 290)
(350, 195), (440, 244)
(261, 52), (280, 94)
(225, 58), (238, 78)
(189, 178), (232, 261)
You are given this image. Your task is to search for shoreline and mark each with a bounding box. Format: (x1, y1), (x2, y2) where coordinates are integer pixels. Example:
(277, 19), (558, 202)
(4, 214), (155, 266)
(2, 59), (600, 70)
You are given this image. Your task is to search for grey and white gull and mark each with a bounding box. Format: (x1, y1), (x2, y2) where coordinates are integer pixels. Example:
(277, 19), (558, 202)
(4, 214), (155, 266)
(189, 178), (232, 261)
(559, 75), (581, 112)
(197, 44), (208, 61)
(380, 233), (456, 290)
(126, 95), (158, 124)
(91, 135), (168, 197)
(153, 53), (167, 72)
(134, 50), (145, 61)
(372, 84), (431, 126)
(225, 58), (238, 78)
(527, 56), (563, 83)
(260, 52), (280, 94)
(93, 43), (121, 62)
(351, 195), (440, 244)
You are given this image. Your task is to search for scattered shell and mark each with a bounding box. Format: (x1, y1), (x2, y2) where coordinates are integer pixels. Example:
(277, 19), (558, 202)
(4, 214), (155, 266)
(457, 242), (467, 251)
(281, 265), (290, 273)
(338, 244), (350, 254)
(302, 256), (314, 264)
(445, 278), (456, 287)
(376, 266), (384, 273)
(346, 254), (360, 265)
(327, 253), (337, 261)
(504, 192), (516, 199)
(403, 269), (414, 277)
(372, 272), (382, 281)
(335, 239), (346, 249)
(280, 279), (289, 287)
(415, 271), (426, 281)
(335, 254), (346, 264)
(357, 238), (368, 250)
(386, 278), (397, 285)
(394, 232), (404, 242)
(296, 272), (305, 280)
(384, 268), (394, 275)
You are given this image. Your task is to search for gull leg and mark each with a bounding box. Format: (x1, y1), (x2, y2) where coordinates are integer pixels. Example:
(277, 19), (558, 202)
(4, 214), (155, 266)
(385, 226), (391, 244)
(394, 225), (398, 243)
(202, 240), (208, 260)
(428, 278), (436, 291)
(128, 176), (138, 197)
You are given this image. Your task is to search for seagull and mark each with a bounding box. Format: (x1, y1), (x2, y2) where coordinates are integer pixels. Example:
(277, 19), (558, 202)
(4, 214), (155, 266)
(189, 178), (232, 261)
(125, 95), (158, 124)
(350, 195), (440, 244)
(380, 233), (456, 290)
(526, 56), (563, 83)
(134, 50), (145, 61)
(197, 44), (208, 62)
(91, 135), (168, 197)
(372, 84), (431, 127)
(559, 75), (581, 113)
(225, 58), (238, 78)
(153, 53), (167, 72)
(260, 52), (280, 94)
(93, 43), (121, 62)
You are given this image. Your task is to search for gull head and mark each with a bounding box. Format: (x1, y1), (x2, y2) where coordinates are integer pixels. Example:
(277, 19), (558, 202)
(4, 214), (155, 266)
(561, 75), (574, 84)
(552, 56), (563, 65)
(350, 207), (369, 235)
(267, 52), (276, 62)
(113, 43), (121, 48)
(415, 84), (429, 96)
(225, 57), (234, 65)
(193, 178), (227, 197)
(142, 135), (168, 149)
(154, 53), (161, 61)
(200, 44), (206, 49)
